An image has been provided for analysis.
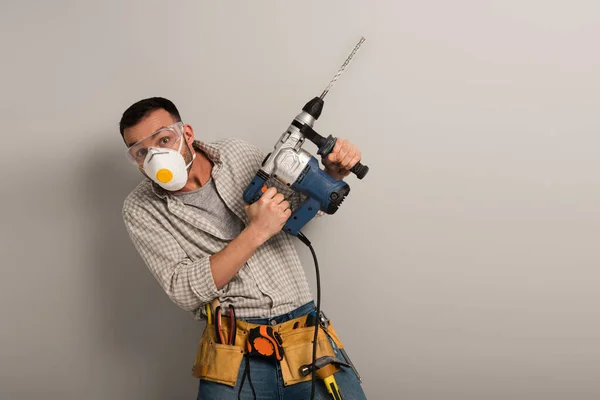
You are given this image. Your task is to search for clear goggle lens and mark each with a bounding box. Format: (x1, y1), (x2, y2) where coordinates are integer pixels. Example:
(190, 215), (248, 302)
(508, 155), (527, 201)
(126, 122), (183, 165)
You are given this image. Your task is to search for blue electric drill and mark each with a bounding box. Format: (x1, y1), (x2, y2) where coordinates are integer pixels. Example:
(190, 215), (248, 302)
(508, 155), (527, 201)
(242, 38), (369, 236)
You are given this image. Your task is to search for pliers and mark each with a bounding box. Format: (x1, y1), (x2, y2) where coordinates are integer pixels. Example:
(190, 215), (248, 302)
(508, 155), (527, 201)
(215, 304), (237, 345)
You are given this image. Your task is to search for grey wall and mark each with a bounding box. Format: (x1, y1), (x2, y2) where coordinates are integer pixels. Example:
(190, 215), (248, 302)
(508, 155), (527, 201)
(1, 1), (599, 399)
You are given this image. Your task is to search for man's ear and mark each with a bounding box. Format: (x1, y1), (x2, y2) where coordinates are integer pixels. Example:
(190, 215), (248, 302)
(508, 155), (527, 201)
(183, 123), (195, 144)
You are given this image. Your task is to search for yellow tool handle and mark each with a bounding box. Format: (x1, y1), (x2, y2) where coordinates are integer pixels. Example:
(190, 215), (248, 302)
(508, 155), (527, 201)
(205, 298), (220, 325)
(323, 375), (342, 400)
(205, 303), (212, 325)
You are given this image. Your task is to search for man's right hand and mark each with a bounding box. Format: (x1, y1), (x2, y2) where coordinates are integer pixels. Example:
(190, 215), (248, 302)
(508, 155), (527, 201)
(244, 187), (292, 244)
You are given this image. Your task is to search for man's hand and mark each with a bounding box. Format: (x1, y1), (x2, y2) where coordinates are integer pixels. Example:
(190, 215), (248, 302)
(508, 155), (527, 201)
(322, 138), (362, 180)
(244, 187), (292, 244)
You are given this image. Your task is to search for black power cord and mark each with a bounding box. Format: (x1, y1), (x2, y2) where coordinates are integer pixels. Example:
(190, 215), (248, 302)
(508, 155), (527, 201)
(297, 231), (321, 400)
(237, 355), (256, 399)
(237, 230), (320, 400)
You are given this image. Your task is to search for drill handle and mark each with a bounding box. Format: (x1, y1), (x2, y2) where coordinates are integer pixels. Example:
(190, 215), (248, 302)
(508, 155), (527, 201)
(324, 136), (369, 180)
(243, 172), (319, 236)
(243, 172), (268, 204)
(300, 125), (369, 180)
(349, 161), (369, 179)
(283, 197), (321, 236)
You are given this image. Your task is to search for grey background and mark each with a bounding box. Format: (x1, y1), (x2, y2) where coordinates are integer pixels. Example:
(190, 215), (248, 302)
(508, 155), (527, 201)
(1, 1), (599, 399)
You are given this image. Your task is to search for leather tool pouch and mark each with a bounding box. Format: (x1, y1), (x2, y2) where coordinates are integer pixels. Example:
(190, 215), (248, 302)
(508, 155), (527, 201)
(191, 320), (244, 387)
(278, 320), (342, 387)
(191, 313), (346, 388)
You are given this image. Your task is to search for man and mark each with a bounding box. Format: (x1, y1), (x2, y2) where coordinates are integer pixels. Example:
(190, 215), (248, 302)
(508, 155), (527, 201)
(120, 97), (367, 399)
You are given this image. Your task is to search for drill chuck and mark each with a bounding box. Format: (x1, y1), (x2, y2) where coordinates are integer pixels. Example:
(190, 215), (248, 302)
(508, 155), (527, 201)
(302, 97), (324, 120)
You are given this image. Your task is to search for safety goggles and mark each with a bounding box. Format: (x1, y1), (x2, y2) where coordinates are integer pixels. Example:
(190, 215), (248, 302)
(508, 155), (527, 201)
(126, 122), (184, 166)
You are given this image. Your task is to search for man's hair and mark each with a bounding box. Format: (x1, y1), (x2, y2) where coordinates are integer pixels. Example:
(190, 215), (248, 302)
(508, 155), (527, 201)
(119, 97), (182, 137)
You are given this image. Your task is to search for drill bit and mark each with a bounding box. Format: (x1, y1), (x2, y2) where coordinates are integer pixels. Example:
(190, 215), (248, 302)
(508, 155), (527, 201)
(320, 37), (366, 100)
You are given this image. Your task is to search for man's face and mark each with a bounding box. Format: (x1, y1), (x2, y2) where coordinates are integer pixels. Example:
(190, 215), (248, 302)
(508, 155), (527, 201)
(123, 108), (195, 175)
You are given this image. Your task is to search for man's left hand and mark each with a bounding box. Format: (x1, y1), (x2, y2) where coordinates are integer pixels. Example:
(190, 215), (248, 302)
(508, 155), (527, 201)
(322, 138), (362, 180)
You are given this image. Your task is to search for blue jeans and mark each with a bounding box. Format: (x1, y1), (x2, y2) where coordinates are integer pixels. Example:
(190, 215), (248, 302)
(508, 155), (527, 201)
(197, 302), (367, 399)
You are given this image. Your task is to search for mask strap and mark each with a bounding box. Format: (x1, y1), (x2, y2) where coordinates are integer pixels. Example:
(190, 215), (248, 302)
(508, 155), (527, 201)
(186, 152), (196, 169)
(177, 126), (196, 169)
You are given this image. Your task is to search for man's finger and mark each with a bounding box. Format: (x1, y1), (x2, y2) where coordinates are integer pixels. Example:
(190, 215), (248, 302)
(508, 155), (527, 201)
(265, 187), (278, 198)
(273, 193), (285, 204)
(347, 153), (361, 169)
(327, 139), (346, 163)
(259, 187), (277, 201)
(336, 147), (349, 167)
(327, 152), (338, 163)
(332, 139), (343, 154)
(343, 148), (361, 169)
(340, 149), (357, 169)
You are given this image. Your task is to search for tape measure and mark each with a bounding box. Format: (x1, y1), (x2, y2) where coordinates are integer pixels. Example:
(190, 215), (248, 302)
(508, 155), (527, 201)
(246, 326), (285, 361)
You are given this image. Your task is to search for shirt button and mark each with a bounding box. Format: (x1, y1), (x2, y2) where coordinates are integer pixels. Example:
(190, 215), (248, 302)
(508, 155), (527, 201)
(270, 319), (277, 326)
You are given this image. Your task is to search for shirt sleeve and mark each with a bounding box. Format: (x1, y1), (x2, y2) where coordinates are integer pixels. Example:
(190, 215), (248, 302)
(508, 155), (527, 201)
(122, 207), (221, 312)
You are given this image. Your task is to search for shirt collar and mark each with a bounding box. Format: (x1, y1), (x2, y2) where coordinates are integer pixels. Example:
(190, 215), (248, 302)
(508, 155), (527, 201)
(150, 139), (222, 199)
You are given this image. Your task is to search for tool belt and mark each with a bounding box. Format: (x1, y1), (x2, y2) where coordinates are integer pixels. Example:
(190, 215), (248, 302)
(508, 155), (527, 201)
(191, 311), (345, 387)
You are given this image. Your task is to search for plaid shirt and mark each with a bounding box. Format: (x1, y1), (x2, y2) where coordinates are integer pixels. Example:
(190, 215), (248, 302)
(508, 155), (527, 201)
(122, 138), (314, 320)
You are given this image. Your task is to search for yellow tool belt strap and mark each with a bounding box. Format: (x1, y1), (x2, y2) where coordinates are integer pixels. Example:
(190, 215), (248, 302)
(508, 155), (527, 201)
(192, 313), (345, 387)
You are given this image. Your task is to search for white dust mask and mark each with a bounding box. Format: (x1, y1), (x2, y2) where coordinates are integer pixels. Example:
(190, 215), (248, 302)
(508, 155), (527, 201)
(143, 139), (195, 191)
